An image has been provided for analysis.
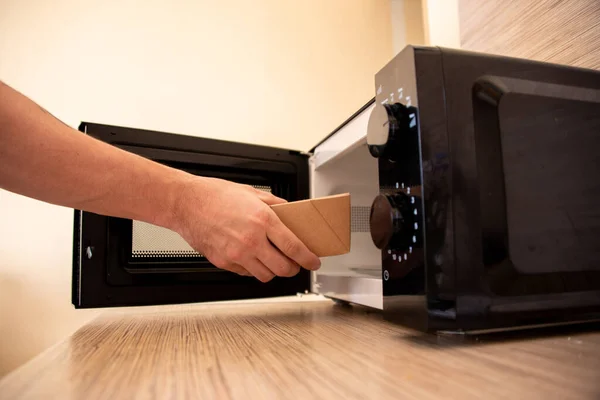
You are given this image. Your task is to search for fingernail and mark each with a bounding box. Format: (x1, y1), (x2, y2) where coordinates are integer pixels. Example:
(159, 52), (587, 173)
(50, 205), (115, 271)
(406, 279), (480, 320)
(311, 259), (321, 270)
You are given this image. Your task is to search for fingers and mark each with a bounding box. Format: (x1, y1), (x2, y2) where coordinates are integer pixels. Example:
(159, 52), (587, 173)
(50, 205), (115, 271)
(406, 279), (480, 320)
(209, 258), (252, 277)
(253, 188), (287, 206)
(242, 257), (276, 283)
(266, 215), (321, 271)
(257, 244), (301, 278)
(213, 255), (274, 282)
(227, 264), (253, 277)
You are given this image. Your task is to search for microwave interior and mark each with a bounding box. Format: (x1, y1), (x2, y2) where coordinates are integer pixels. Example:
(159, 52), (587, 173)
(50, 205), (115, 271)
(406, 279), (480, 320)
(73, 99), (382, 309)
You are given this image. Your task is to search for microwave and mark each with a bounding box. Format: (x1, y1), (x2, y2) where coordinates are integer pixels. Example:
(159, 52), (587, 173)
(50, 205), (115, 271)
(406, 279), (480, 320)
(73, 45), (600, 333)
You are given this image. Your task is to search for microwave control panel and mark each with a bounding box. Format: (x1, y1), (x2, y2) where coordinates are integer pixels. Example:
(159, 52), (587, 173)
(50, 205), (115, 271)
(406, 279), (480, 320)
(366, 47), (426, 295)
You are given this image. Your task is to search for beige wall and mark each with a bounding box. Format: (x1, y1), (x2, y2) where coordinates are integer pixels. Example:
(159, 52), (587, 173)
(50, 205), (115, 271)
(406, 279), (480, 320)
(390, 0), (460, 54)
(390, 0), (426, 54)
(421, 0), (460, 48)
(0, 0), (394, 377)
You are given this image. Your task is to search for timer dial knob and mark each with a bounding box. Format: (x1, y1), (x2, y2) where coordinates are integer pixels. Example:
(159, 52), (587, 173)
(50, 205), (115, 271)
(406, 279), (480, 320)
(369, 193), (420, 250)
(367, 102), (410, 159)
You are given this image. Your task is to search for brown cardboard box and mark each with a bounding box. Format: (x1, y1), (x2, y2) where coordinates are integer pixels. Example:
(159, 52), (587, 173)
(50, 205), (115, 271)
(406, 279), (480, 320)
(271, 193), (351, 257)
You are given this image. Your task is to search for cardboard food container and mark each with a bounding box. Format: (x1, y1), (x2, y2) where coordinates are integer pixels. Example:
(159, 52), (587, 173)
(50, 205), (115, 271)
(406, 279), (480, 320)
(271, 193), (351, 257)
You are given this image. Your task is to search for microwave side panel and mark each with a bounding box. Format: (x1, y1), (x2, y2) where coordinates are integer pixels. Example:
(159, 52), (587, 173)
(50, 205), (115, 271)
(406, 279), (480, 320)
(439, 47), (600, 330)
(308, 101), (383, 309)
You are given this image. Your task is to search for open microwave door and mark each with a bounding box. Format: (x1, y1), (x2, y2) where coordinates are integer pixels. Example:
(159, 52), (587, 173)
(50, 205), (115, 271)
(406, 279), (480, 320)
(73, 122), (311, 308)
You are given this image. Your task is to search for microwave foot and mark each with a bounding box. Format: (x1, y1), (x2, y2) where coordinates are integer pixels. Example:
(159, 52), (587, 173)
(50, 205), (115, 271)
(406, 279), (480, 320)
(331, 298), (353, 307)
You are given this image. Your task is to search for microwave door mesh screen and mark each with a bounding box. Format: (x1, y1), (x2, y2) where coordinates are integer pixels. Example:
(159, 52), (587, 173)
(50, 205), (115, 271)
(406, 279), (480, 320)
(131, 185), (272, 258)
(132, 222), (201, 258)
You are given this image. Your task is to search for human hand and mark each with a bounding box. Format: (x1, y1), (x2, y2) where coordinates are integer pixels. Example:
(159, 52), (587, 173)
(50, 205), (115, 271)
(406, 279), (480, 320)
(171, 176), (321, 282)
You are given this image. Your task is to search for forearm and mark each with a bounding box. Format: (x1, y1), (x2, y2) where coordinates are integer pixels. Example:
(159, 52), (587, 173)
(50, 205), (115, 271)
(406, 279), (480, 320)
(0, 81), (193, 229)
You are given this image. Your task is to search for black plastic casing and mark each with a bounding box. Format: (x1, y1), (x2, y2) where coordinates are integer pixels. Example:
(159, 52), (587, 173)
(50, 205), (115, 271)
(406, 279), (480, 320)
(376, 46), (600, 332)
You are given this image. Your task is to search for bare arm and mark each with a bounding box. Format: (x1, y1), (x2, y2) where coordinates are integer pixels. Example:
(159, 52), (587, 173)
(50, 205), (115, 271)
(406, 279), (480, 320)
(0, 81), (320, 281)
(0, 80), (194, 228)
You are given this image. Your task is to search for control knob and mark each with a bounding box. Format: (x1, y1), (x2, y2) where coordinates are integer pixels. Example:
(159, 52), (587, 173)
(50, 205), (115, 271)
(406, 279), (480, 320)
(367, 102), (413, 159)
(369, 193), (421, 250)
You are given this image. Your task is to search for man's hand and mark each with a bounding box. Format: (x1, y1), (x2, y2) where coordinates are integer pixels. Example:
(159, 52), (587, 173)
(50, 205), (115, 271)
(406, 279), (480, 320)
(0, 80), (320, 281)
(173, 178), (320, 282)
(171, 177), (321, 282)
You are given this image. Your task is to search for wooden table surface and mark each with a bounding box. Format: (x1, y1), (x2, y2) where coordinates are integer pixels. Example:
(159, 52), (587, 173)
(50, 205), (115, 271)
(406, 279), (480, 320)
(1, 296), (599, 400)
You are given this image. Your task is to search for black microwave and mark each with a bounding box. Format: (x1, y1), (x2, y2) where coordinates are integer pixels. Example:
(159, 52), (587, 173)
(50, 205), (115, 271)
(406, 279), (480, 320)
(73, 45), (600, 333)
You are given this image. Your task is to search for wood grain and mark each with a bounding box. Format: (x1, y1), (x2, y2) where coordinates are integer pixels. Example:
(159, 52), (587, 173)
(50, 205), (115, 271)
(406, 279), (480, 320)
(459, 0), (600, 70)
(1, 298), (599, 399)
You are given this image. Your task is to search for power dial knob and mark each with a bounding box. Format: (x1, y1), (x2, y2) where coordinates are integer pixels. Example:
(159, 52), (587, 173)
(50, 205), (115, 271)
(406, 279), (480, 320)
(369, 193), (421, 251)
(367, 102), (411, 159)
